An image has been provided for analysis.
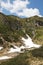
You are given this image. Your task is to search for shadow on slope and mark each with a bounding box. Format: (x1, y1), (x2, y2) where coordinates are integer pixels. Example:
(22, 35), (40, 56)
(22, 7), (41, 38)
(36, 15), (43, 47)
(0, 52), (30, 65)
(31, 46), (43, 57)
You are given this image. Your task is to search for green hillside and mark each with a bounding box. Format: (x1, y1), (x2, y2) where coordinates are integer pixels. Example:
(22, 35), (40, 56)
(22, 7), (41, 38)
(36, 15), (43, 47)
(0, 13), (43, 65)
(0, 13), (43, 46)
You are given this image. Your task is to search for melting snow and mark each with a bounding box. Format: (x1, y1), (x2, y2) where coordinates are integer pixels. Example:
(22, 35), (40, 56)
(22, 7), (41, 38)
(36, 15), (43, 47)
(20, 46), (25, 49)
(22, 34), (41, 48)
(8, 47), (21, 53)
(8, 45), (25, 53)
(0, 47), (3, 50)
(0, 56), (11, 60)
(8, 34), (41, 53)
(0, 34), (41, 60)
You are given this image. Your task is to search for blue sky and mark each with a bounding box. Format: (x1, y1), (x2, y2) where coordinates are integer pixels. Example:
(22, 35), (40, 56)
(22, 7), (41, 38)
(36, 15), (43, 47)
(0, 0), (43, 18)
(29, 0), (43, 15)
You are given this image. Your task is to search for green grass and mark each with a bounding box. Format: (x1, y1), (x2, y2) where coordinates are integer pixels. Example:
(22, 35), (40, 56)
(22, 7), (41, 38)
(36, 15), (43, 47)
(31, 46), (43, 57)
(0, 13), (43, 45)
(0, 52), (30, 65)
(0, 46), (43, 65)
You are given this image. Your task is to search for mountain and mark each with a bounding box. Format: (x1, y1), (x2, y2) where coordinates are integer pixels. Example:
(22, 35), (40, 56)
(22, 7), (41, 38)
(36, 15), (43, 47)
(0, 13), (43, 47)
(0, 13), (43, 65)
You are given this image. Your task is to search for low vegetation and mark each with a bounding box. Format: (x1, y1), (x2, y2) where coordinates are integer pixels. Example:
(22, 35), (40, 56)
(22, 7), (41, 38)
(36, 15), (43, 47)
(0, 13), (43, 65)
(0, 46), (43, 65)
(0, 13), (43, 46)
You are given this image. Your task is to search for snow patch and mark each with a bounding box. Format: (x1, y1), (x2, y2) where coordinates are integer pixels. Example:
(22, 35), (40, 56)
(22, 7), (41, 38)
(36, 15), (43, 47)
(7, 34), (41, 53)
(0, 47), (3, 50)
(0, 56), (11, 60)
(0, 34), (41, 60)
(22, 34), (41, 48)
(8, 47), (21, 53)
(8, 45), (25, 53)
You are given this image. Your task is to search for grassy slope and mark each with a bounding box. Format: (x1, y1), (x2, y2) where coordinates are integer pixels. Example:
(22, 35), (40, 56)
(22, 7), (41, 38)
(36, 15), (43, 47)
(0, 13), (43, 45)
(0, 46), (43, 65)
(0, 13), (43, 65)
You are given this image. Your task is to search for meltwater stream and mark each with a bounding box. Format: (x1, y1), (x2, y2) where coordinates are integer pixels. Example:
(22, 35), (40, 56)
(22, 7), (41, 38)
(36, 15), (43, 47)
(22, 34), (41, 48)
(8, 34), (41, 54)
(0, 34), (41, 60)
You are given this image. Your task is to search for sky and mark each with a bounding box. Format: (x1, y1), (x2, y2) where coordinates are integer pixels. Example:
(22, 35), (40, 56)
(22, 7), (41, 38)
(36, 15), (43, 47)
(0, 0), (43, 18)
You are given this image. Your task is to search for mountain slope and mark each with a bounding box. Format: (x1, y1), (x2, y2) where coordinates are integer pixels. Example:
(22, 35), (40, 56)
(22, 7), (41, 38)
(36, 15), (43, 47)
(0, 13), (43, 47)
(0, 46), (43, 65)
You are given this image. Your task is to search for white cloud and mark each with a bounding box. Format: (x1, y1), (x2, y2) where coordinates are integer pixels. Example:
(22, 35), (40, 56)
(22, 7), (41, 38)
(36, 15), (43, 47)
(0, 0), (42, 17)
(1, 0), (13, 11)
(17, 8), (40, 17)
(0, 0), (2, 12)
(10, 0), (30, 13)
(1, 0), (29, 12)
